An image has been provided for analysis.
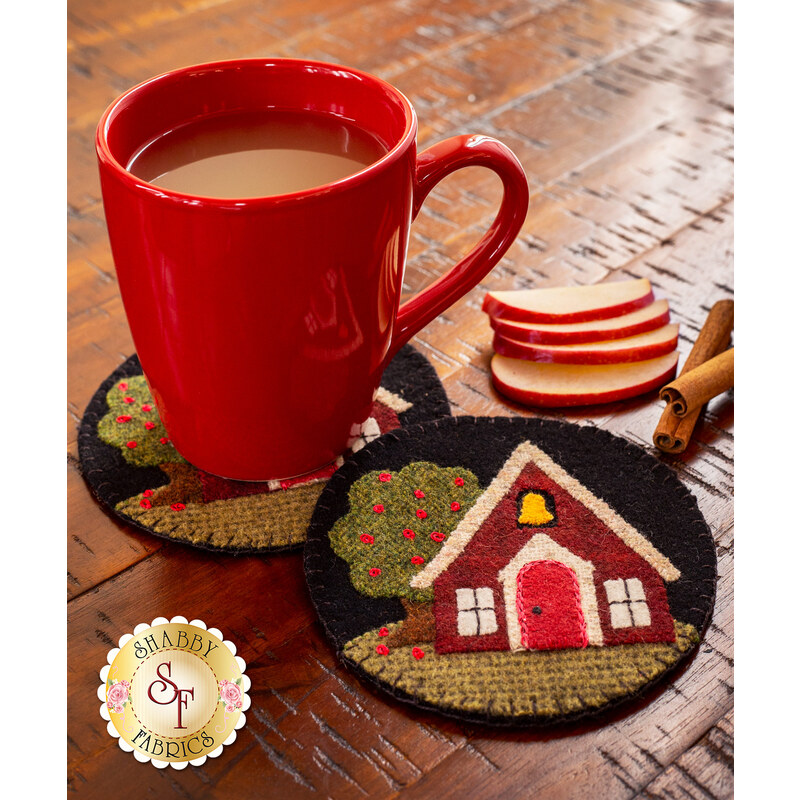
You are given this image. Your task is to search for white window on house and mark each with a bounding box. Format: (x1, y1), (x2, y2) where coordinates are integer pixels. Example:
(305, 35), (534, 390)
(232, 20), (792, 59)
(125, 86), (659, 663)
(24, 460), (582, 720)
(456, 587), (498, 636)
(604, 578), (651, 628)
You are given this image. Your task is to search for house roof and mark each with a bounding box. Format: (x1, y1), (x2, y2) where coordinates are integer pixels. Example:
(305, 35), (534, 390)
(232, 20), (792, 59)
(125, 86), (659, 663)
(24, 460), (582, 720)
(410, 441), (680, 589)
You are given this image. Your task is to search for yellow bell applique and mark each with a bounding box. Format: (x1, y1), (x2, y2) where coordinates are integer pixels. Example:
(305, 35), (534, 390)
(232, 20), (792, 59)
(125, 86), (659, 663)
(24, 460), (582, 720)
(518, 491), (554, 526)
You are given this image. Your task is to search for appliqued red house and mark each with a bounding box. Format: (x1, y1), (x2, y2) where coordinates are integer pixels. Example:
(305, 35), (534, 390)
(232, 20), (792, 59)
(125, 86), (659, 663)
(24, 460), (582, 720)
(409, 441), (681, 654)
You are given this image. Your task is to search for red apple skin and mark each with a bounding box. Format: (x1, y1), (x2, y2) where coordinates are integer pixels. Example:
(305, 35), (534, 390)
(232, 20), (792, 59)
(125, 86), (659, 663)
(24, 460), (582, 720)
(490, 301), (671, 344)
(492, 325), (678, 364)
(490, 353), (678, 407)
(482, 284), (654, 323)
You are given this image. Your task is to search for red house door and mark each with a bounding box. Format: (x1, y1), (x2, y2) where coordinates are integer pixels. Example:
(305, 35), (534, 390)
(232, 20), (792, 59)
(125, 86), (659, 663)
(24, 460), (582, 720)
(516, 560), (588, 650)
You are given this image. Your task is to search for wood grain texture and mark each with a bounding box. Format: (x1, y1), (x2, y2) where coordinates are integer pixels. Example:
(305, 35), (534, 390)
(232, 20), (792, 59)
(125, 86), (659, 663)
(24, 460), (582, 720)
(68, 1), (733, 797)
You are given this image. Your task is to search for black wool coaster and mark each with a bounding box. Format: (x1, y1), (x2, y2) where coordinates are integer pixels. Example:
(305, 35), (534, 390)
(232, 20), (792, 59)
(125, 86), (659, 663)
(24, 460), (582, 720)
(78, 345), (450, 553)
(304, 416), (717, 727)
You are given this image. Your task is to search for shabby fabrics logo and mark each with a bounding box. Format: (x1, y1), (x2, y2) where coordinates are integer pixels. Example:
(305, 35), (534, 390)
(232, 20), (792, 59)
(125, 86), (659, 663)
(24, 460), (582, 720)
(97, 616), (250, 769)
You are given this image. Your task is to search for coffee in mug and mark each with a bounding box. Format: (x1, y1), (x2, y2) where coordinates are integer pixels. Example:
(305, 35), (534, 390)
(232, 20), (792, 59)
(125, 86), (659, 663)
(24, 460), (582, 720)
(128, 109), (387, 198)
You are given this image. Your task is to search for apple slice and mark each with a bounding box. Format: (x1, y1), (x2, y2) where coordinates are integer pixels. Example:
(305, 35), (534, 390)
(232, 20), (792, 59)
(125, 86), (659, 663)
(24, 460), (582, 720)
(491, 351), (678, 407)
(483, 278), (654, 323)
(493, 323), (678, 364)
(490, 299), (670, 345)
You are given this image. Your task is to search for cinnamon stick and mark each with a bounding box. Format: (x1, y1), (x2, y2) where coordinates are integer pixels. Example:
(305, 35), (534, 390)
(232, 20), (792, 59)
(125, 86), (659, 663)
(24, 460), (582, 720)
(660, 348), (734, 417)
(653, 299), (734, 454)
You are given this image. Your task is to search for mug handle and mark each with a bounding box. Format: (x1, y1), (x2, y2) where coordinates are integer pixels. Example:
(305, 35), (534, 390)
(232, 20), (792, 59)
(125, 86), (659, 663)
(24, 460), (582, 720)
(387, 134), (529, 361)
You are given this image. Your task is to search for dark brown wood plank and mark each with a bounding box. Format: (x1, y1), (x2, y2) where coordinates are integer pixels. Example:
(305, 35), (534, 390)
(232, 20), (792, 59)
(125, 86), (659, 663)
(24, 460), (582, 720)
(634, 710), (734, 799)
(67, 460), (164, 600)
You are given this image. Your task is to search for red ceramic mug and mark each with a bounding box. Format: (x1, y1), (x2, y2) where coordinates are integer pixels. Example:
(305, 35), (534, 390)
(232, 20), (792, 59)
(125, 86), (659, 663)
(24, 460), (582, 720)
(96, 59), (528, 480)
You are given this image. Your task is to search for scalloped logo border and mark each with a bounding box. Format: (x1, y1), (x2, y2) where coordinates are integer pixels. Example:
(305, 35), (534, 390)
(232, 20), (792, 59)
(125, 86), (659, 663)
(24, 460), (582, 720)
(97, 616), (250, 769)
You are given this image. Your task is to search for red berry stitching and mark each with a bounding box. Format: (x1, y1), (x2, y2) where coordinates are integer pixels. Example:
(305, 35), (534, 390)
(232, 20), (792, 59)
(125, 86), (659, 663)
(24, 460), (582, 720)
(369, 567), (381, 577)
(431, 531), (445, 542)
(360, 533), (375, 545)
(141, 404), (152, 412)
(412, 647), (425, 660)
(413, 489), (425, 499)
(411, 555), (425, 565)
(123, 396), (135, 404)
(378, 627), (389, 637)
(118, 382), (128, 390)
(373, 504), (384, 513)
(451, 502), (461, 511)
(403, 529), (416, 539)
(116, 415), (132, 423)
(171, 503), (186, 511)
(160, 437), (169, 444)
(143, 489), (153, 497)
(126, 441), (137, 449)
(379, 473), (391, 482)
(416, 509), (427, 519)
(144, 421), (156, 430)
(376, 645), (389, 656)
(139, 499), (152, 509)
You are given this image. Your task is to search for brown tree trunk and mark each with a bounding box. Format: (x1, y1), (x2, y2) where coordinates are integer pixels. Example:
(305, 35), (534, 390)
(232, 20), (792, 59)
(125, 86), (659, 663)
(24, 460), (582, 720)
(152, 462), (203, 506)
(385, 599), (436, 648)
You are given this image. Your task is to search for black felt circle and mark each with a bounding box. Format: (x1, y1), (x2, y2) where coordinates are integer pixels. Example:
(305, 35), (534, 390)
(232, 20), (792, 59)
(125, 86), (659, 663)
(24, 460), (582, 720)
(304, 416), (717, 727)
(77, 345), (450, 553)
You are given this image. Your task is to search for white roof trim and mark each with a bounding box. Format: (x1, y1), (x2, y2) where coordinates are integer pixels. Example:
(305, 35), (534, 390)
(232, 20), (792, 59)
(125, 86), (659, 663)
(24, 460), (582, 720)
(375, 386), (413, 414)
(410, 441), (680, 589)
(410, 441), (542, 589)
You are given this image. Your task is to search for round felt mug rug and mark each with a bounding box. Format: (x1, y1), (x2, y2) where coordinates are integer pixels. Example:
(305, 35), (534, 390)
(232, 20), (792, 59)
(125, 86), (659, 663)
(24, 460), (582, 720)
(304, 416), (717, 727)
(78, 345), (450, 553)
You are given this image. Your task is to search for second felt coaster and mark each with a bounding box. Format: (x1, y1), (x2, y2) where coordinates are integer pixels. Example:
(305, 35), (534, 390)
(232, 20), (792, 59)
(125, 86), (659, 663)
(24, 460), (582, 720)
(304, 416), (717, 727)
(77, 345), (450, 553)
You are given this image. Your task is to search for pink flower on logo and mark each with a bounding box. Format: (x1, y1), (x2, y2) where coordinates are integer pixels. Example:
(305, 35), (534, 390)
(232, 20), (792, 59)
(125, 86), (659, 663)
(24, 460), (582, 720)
(107, 681), (129, 707)
(113, 703), (124, 714)
(219, 680), (242, 711)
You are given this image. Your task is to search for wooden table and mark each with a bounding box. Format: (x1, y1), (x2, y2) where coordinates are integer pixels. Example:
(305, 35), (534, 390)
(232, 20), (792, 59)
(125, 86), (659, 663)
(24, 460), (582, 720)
(68, 1), (733, 796)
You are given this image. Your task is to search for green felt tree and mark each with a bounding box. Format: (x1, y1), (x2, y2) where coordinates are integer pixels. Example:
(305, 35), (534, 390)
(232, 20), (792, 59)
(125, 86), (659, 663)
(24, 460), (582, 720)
(330, 462), (481, 646)
(97, 376), (201, 506)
